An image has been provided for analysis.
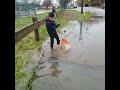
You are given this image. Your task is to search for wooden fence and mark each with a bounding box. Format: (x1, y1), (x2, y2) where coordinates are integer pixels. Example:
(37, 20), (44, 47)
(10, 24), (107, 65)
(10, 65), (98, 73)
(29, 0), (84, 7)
(15, 9), (64, 43)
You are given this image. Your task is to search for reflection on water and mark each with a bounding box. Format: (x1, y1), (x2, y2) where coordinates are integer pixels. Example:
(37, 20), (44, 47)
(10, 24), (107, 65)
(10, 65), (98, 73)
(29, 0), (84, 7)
(32, 59), (105, 90)
(50, 61), (62, 77)
(79, 22), (83, 41)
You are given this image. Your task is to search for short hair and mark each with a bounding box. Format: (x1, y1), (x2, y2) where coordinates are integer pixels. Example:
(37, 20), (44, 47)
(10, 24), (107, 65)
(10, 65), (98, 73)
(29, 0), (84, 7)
(49, 12), (54, 17)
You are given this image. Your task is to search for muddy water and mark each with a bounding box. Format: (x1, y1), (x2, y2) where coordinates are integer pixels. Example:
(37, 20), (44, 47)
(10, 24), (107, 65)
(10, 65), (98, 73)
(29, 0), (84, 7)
(32, 15), (105, 90)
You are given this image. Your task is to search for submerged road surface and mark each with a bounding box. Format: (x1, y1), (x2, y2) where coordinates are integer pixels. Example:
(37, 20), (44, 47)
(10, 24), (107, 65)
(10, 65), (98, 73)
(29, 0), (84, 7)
(32, 8), (105, 90)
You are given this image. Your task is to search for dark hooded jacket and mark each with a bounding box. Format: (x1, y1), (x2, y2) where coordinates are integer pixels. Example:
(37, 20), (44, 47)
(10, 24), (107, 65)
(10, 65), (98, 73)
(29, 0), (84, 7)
(45, 18), (58, 36)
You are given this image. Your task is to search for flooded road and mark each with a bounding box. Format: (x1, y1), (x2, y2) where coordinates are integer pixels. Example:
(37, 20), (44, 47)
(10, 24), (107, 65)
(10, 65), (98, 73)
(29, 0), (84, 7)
(59, 19), (105, 65)
(32, 9), (105, 90)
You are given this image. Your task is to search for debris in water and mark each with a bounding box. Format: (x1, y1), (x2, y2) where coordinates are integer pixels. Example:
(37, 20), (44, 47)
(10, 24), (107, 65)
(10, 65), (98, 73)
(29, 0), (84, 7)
(64, 30), (66, 32)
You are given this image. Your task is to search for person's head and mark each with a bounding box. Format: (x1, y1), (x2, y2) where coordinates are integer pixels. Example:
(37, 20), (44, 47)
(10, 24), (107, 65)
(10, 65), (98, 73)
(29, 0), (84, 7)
(48, 12), (54, 21)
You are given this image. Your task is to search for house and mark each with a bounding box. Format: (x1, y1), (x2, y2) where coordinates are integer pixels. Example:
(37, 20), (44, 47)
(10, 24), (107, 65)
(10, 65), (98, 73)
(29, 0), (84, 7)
(89, 0), (105, 6)
(77, 0), (105, 7)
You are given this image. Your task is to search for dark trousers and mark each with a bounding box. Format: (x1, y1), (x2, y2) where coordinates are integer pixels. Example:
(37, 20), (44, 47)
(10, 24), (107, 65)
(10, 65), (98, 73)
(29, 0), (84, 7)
(49, 32), (60, 48)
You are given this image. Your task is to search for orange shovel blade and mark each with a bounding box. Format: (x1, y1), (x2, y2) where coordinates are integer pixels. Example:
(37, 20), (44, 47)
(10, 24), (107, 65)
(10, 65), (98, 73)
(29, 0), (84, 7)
(61, 38), (70, 45)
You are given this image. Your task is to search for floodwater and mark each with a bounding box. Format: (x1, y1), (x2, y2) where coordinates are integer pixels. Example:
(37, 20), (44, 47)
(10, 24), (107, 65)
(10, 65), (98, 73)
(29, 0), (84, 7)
(32, 10), (105, 90)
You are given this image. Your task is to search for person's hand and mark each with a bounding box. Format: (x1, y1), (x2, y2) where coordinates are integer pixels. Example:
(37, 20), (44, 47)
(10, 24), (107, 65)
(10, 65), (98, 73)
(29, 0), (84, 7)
(56, 24), (60, 27)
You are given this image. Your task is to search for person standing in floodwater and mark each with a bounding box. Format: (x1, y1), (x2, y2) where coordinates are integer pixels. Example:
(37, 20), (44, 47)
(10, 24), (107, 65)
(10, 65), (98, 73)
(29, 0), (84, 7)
(52, 6), (59, 27)
(45, 12), (60, 52)
(52, 6), (56, 15)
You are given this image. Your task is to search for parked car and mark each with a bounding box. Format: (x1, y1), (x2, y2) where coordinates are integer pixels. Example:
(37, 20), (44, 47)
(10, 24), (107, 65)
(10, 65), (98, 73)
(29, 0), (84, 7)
(85, 4), (89, 7)
(73, 6), (77, 8)
(102, 3), (105, 9)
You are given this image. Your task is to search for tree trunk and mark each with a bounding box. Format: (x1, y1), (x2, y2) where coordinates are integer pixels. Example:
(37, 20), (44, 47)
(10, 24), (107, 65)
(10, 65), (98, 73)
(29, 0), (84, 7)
(81, 0), (84, 14)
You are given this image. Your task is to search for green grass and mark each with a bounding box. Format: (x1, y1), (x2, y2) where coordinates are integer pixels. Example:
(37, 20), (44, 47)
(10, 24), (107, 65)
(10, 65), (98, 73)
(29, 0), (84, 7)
(15, 13), (48, 31)
(15, 10), (94, 86)
(15, 25), (46, 85)
(61, 10), (95, 21)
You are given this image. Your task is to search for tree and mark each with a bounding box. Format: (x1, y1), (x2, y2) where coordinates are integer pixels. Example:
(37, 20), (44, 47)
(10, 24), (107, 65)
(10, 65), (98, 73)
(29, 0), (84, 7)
(76, 0), (84, 13)
(42, 0), (52, 9)
(58, 0), (71, 8)
(81, 0), (83, 14)
(77, 0), (103, 6)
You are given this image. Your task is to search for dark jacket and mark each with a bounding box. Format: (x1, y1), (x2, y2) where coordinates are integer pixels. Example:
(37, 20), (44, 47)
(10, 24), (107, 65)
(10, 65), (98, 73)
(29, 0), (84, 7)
(52, 8), (56, 14)
(45, 18), (57, 36)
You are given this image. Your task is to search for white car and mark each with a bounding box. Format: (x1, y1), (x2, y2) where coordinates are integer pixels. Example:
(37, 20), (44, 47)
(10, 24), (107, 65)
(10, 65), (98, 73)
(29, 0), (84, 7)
(102, 3), (105, 9)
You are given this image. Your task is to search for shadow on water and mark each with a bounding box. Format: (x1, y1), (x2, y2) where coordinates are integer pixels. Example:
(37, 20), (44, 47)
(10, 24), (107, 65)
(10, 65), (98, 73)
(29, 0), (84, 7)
(49, 61), (62, 77)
